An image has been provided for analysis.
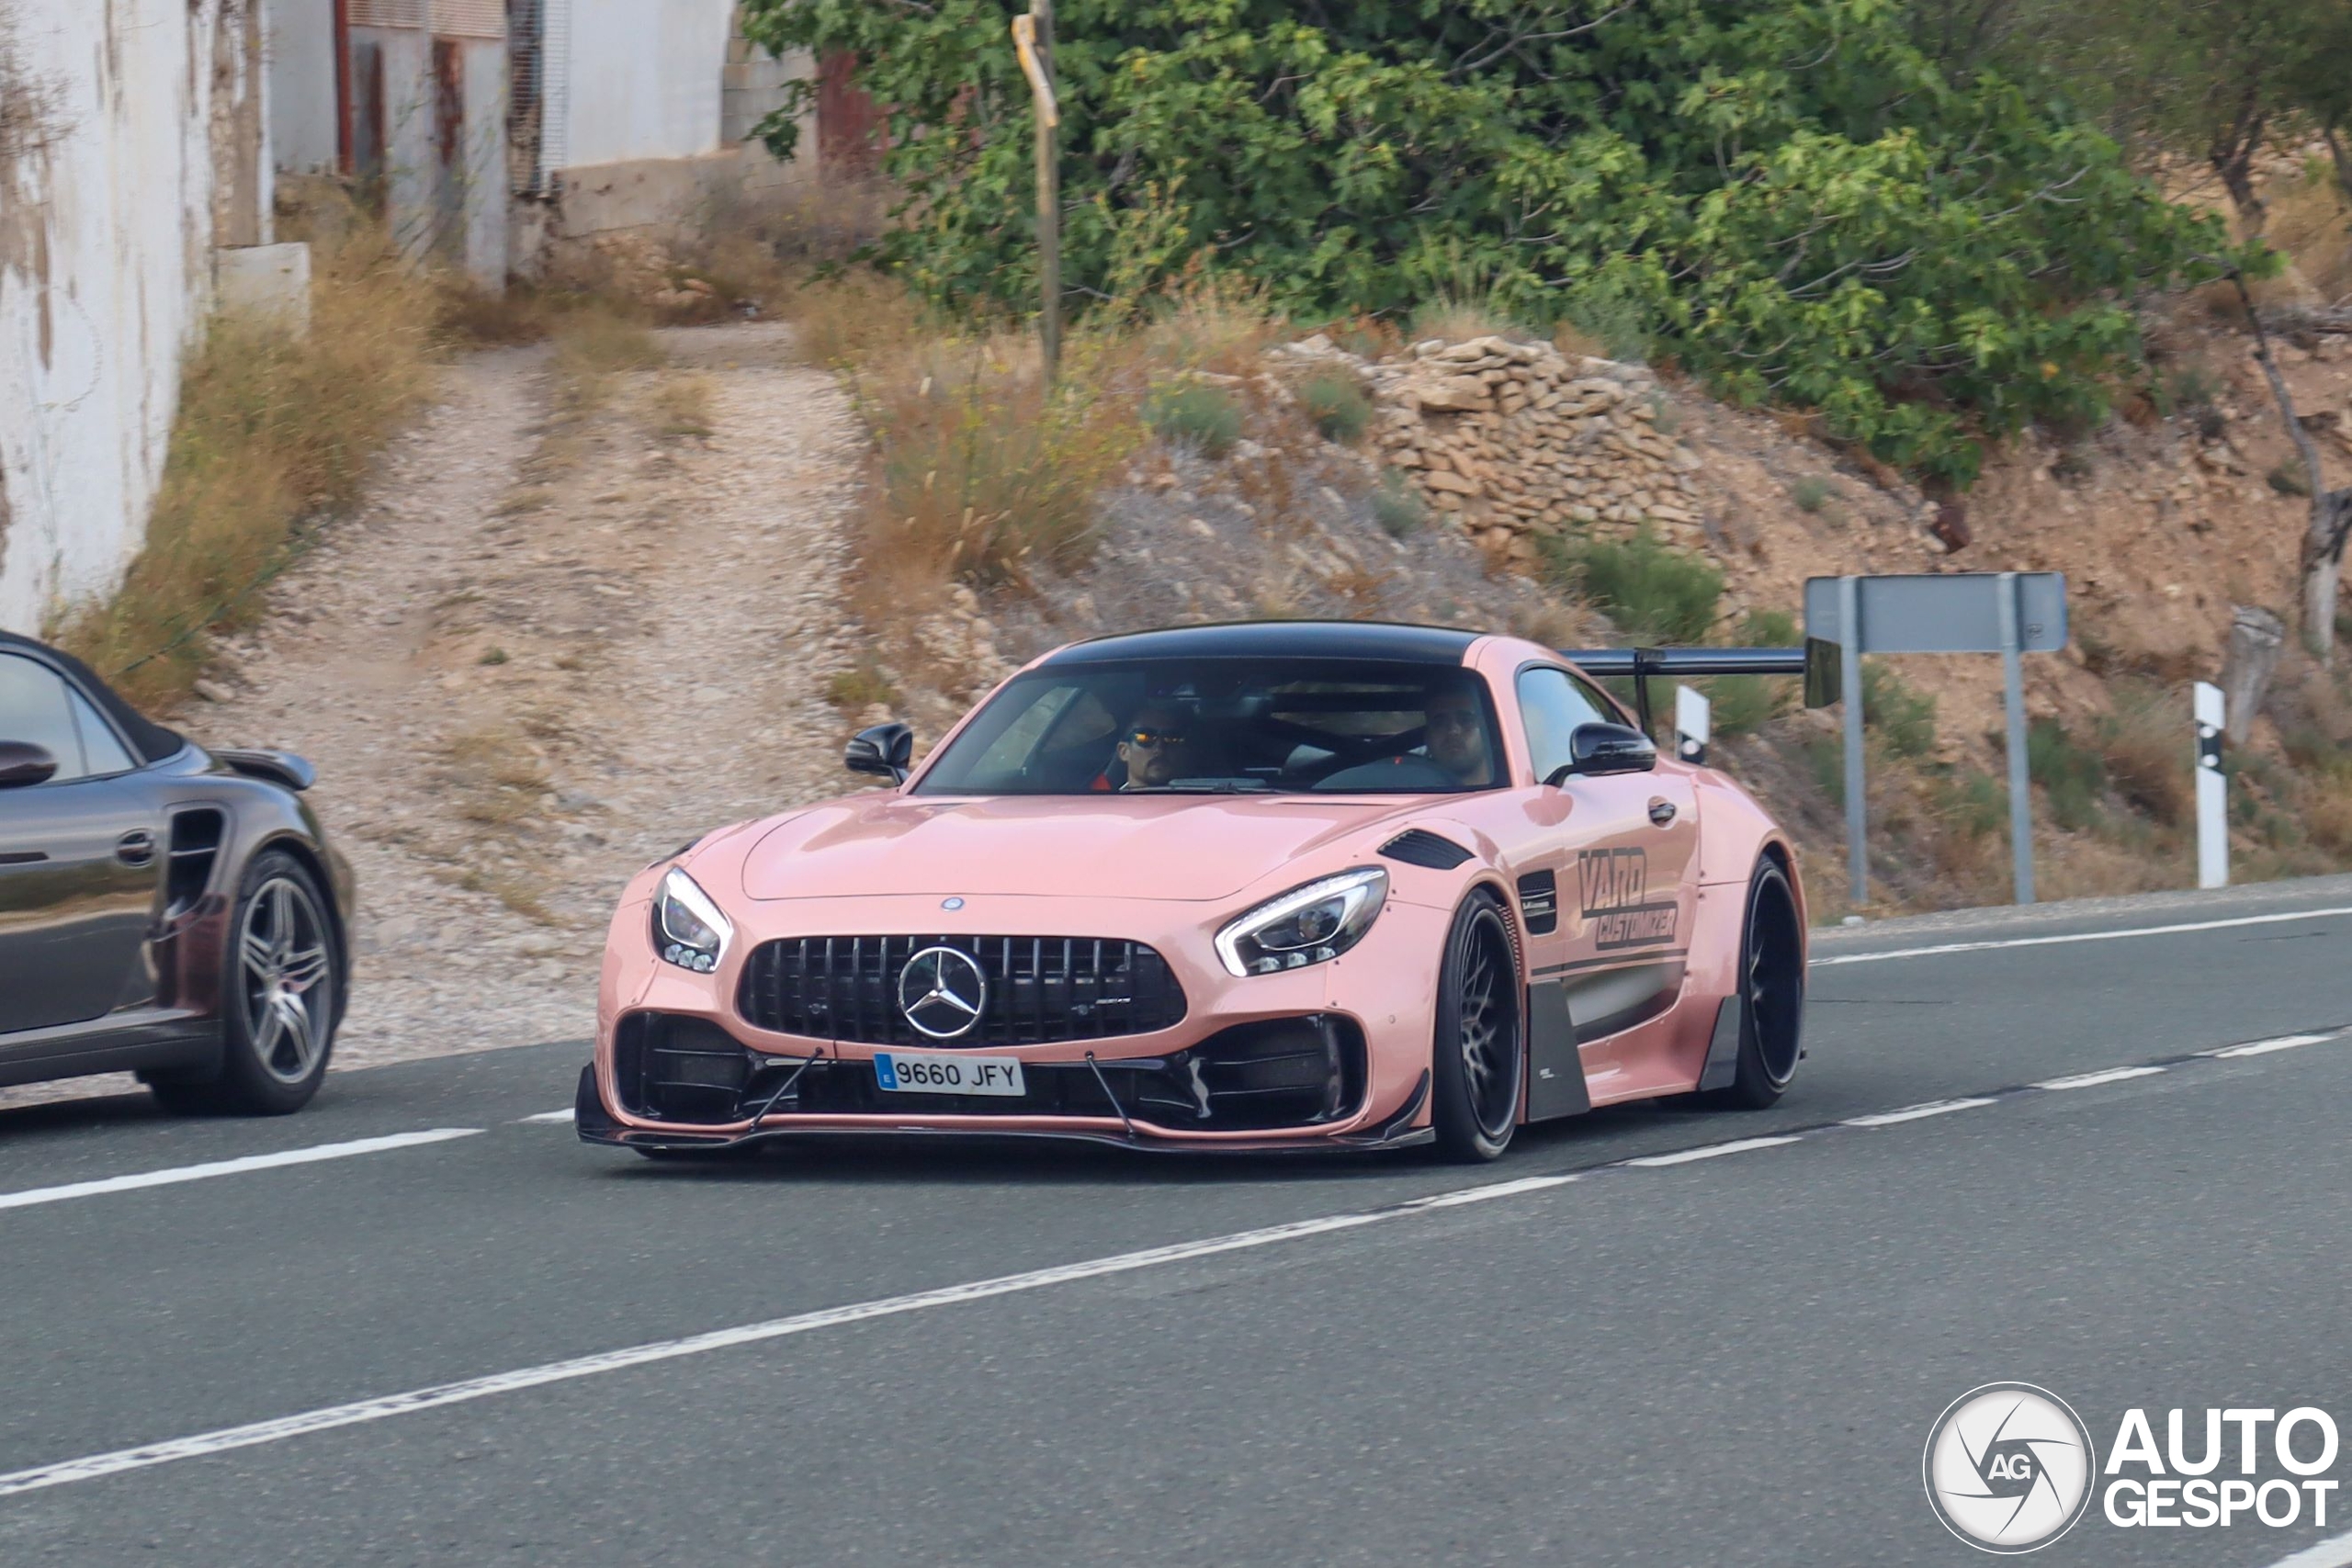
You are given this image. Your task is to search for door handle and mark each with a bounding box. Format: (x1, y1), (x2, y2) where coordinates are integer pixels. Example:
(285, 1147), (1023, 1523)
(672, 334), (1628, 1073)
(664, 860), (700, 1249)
(116, 830), (156, 868)
(1647, 799), (1678, 827)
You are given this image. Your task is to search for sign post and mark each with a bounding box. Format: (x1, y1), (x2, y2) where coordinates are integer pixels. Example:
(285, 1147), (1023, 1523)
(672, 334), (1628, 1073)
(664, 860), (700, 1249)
(1011, 6), (1060, 383)
(1805, 572), (2069, 910)
(1839, 576), (1866, 908)
(1996, 572), (2035, 905)
(2194, 681), (2227, 889)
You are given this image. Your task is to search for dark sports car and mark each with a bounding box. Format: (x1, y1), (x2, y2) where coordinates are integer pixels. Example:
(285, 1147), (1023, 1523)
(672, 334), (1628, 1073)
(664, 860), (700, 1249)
(0, 632), (353, 1112)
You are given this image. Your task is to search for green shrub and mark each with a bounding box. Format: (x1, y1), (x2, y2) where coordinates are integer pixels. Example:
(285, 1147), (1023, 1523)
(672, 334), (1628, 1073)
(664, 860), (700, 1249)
(2163, 363), (2222, 413)
(1145, 381), (1243, 457)
(1372, 469), (1425, 537)
(1790, 476), (1831, 513)
(1543, 525), (1722, 645)
(1299, 367), (1373, 443)
(2268, 460), (2312, 497)
(749, 0), (2253, 486)
(1707, 609), (1803, 737)
(2029, 717), (2107, 830)
(1861, 661), (1938, 760)
(1939, 770), (2008, 840)
(1803, 736), (1846, 807)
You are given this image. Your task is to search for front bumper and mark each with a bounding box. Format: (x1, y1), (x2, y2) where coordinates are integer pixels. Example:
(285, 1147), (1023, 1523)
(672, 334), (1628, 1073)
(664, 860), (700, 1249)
(572, 1058), (1434, 1156)
(587, 891), (1457, 1156)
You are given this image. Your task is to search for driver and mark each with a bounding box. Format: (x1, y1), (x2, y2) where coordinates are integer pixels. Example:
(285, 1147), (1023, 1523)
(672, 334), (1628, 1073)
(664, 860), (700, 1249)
(1423, 685), (1493, 786)
(1095, 705), (1192, 790)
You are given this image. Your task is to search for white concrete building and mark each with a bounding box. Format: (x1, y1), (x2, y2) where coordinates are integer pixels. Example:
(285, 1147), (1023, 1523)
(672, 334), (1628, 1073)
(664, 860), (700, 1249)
(0, 0), (277, 636)
(268, 1), (824, 287)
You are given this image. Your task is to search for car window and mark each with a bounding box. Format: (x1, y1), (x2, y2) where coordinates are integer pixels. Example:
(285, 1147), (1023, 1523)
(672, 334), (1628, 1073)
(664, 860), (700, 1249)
(0, 652), (87, 781)
(1518, 667), (1615, 784)
(70, 689), (137, 776)
(913, 658), (1505, 795)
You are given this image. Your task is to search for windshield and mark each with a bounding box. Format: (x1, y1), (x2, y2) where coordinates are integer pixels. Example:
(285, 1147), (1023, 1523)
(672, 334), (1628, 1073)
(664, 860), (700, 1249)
(912, 658), (1505, 796)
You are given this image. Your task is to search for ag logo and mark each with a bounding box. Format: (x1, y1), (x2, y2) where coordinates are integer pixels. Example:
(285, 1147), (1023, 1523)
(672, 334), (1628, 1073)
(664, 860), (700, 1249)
(1924, 1383), (2096, 1553)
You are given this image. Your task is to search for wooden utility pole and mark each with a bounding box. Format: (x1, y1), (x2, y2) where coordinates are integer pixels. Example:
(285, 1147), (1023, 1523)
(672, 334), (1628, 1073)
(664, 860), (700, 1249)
(1012, 4), (1060, 382)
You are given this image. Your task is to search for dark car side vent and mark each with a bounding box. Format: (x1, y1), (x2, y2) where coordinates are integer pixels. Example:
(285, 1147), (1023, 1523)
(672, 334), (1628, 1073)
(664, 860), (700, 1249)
(165, 808), (226, 919)
(1380, 829), (1474, 870)
(1516, 870), (1559, 935)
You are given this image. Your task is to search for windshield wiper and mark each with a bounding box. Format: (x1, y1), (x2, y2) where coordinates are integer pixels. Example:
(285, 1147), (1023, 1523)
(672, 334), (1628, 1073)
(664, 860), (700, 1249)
(1126, 779), (1272, 794)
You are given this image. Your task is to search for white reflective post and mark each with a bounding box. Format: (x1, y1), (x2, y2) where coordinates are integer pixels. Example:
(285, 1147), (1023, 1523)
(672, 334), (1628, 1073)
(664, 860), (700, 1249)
(1674, 684), (1711, 765)
(2194, 681), (2227, 889)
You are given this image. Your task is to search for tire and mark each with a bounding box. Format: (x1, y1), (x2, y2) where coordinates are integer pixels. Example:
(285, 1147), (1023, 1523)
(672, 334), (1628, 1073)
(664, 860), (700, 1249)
(146, 850), (339, 1115)
(1430, 887), (1524, 1163)
(1704, 856), (1805, 1110)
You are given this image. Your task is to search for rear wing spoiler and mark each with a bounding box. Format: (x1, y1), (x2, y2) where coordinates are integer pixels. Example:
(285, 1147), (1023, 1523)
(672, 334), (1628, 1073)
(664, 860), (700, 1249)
(1560, 643), (1843, 734)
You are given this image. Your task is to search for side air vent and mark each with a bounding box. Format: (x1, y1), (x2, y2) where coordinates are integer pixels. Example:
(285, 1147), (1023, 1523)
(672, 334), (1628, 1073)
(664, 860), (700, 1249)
(1516, 870), (1559, 935)
(165, 808), (227, 918)
(1380, 829), (1474, 870)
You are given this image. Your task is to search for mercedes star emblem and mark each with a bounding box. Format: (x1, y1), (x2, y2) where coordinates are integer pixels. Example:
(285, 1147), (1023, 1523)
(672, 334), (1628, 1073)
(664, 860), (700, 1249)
(898, 945), (988, 1040)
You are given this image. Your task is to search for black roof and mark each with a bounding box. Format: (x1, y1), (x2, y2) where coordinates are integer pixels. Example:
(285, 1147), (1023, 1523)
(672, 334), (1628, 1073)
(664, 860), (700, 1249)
(1043, 621), (1483, 667)
(0, 630), (185, 765)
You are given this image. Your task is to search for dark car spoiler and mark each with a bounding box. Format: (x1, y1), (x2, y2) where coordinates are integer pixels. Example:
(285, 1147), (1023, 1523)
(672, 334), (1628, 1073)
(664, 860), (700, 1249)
(1560, 642), (1842, 734)
(212, 747), (318, 792)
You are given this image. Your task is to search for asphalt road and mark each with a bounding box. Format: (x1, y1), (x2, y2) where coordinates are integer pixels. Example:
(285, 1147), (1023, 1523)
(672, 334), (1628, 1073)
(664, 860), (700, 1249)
(3, 876), (2352, 1566)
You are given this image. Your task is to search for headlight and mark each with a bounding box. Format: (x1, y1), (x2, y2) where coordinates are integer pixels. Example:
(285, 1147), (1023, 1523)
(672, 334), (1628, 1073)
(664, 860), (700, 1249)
(653, 866), (734, 973)
(1215, 867), (1388, 978)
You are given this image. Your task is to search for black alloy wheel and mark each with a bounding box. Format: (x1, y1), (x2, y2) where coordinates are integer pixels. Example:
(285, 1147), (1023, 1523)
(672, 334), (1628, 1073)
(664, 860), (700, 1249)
(1706, 856), (1805, 1110)
(145, 850), (339, 1115)
(1430, 888), (1524, 1162)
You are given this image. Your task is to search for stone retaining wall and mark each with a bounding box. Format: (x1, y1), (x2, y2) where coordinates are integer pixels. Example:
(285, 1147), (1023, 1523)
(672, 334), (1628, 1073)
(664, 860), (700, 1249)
(1281, 333), (1709, 571)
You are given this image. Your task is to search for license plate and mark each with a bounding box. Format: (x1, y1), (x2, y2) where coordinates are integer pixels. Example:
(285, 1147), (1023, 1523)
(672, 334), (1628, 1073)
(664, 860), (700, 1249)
(873, 1051), (1025, 1097)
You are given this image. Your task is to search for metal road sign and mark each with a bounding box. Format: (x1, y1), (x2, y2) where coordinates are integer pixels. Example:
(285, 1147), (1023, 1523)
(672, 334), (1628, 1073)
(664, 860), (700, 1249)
(1803, 572), (2067, 654)
(1804, 572), (2069, 910)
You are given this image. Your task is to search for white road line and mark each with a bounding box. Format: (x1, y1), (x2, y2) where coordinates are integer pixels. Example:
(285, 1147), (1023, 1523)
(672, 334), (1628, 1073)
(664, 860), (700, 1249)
(515, 1110), (574, 1124)
(2201, 1032), (2337, 1058)
(2263, 1529), (2352, 1568)
(2032, 1066), (2167, 1091)
(1623, 1136), (1803, 1167)
(0, 1168), (1588, 1498)
(0, 1130), (482, 1214)
(1841, 1098), (1996, 1127)
(1811, 904), (2352, 967)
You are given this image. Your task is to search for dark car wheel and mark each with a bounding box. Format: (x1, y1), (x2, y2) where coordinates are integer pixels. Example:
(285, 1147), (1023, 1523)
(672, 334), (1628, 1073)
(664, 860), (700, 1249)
(1704, 857), (1805, 1110)
(146, 850), (338, 1116)
(1430, 888), (1524, 1163)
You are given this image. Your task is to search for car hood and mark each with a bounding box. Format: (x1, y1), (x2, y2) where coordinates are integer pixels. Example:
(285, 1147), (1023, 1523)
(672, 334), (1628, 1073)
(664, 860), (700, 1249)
(738, 792), (1422, 903)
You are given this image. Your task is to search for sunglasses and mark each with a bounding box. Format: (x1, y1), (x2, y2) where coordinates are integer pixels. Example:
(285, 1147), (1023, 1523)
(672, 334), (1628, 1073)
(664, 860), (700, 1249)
(1127, 728), (1188, 747)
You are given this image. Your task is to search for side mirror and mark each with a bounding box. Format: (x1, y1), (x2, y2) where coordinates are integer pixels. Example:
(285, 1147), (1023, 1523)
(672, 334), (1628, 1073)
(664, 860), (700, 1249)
(1545, 723), (1657, 784)
(844, 722), (914, 784)
(0, 741), (59, 789)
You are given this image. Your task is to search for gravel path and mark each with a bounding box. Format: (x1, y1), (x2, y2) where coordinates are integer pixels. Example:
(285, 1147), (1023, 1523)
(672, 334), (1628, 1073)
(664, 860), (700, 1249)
(31, 321), (862, 1100)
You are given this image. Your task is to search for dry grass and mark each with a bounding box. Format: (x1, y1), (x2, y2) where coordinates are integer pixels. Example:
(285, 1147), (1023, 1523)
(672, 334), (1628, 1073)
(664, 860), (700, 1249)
(2266, 166), (2352, 305)
(53, 223), (439, 708)
(646, 372), (716, 439)
(1407, 292), (1535, 347)
(2096, 679), (2194, 826)
(791, 270), (933, 370)
(438, 729), (551, 829)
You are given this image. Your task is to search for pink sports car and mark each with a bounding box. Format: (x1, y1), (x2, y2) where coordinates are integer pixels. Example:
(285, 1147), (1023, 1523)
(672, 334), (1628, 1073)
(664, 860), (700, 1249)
(574, 622), (1810, 1162)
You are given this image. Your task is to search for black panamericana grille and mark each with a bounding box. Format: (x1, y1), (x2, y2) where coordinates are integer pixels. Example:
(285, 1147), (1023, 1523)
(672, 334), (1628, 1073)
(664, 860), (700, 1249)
(737, 936), (1187, 1046)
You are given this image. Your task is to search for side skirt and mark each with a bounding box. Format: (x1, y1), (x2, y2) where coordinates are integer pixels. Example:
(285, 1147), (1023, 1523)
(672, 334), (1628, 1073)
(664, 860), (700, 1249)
(1523, 976), (1591, 1122)
(1696, 995), (1744, 1093)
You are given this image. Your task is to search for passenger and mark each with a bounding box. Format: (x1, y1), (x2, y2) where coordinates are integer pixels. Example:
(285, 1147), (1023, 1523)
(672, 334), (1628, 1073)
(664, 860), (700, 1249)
(1422, 686), (1494, 786)
(1094, 705), (1192, 790)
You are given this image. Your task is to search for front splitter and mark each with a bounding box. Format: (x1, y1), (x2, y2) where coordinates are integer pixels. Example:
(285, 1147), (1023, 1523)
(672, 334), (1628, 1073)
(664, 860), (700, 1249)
(571, 1063), (1434, 1156)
